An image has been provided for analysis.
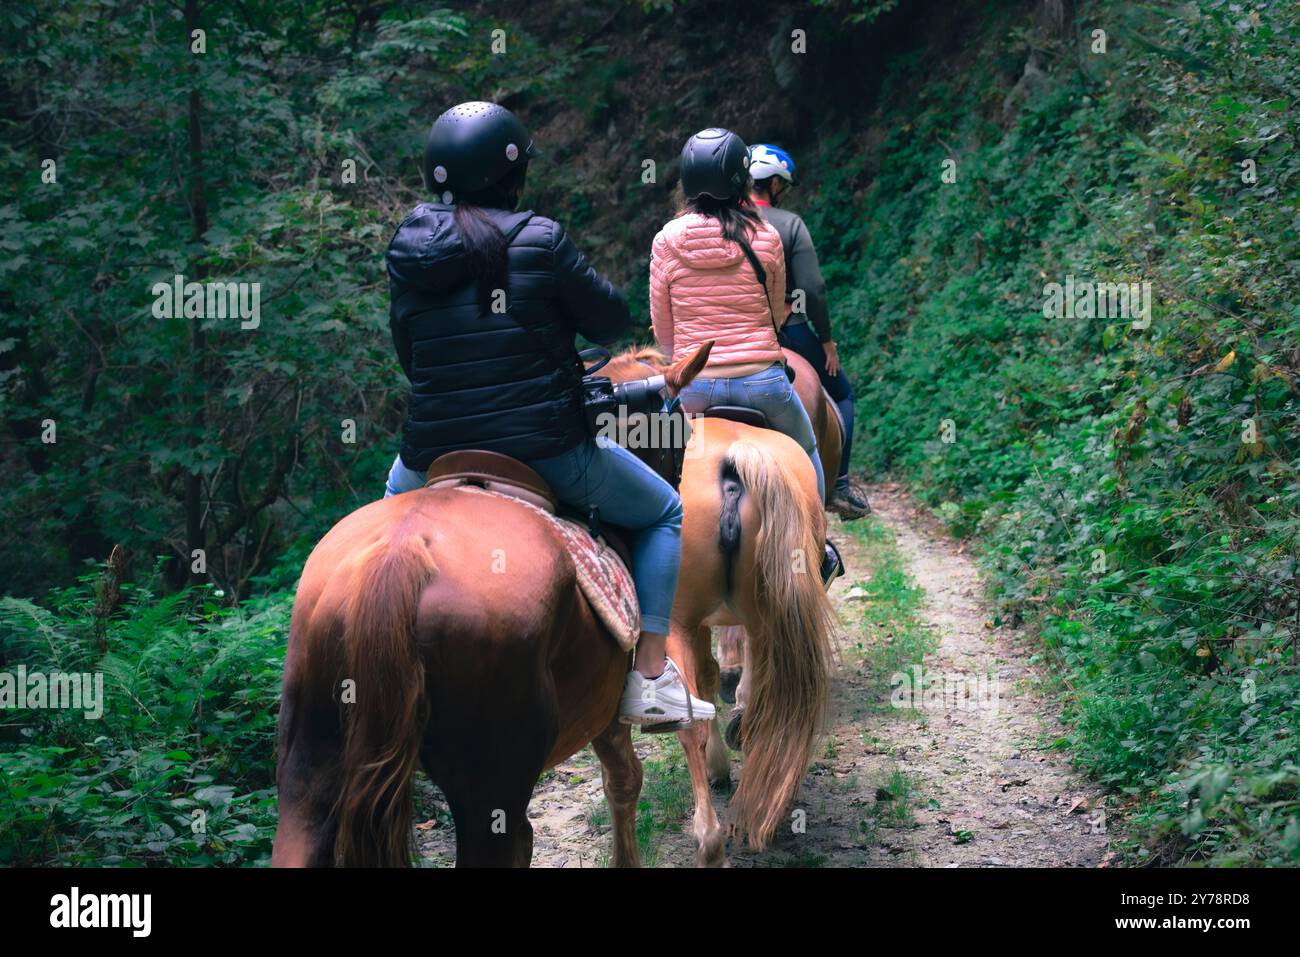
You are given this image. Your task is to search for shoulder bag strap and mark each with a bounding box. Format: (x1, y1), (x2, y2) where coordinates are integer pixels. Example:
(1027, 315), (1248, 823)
(736, 233), (794, 380)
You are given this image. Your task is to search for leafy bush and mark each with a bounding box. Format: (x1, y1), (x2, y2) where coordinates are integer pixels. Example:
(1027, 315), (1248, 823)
(0, 567), (288, 865)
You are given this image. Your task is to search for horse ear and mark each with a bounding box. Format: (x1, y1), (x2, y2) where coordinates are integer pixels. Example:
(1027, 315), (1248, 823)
(664, 339), (714, 396)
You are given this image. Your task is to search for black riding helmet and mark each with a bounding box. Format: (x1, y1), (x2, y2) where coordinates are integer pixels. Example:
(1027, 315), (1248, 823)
(422, 101), (541, 202)
(679, 128), (750, 201)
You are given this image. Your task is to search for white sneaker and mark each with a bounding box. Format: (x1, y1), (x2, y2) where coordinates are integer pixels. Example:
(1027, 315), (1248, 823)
(619, 657), (717, 726)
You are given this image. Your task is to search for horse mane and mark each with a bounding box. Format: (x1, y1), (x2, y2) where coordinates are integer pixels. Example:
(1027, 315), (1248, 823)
(629, 345), (668, 366)
(599, 343), (669, 380)
(601, 340), (713, 394)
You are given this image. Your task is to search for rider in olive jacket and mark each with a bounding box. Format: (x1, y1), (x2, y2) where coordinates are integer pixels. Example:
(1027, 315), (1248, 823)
(748, 143), (871, 517)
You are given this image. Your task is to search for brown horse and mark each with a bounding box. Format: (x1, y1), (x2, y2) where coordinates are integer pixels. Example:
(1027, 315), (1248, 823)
(603, 347), (840, 866)
(271, 343), (711, 868)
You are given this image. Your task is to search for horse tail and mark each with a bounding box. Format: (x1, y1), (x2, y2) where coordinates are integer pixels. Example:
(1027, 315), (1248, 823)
(720, 439), (834, 850)
(334, 533), (436, 867)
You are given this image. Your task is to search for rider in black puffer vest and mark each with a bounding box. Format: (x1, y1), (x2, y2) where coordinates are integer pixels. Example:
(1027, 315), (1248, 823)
(382, 102), (715, 729)
(387, 202), (628, 470)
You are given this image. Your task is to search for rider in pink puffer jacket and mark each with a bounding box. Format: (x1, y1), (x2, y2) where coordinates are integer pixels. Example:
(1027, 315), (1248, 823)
(650, 211), (786, 374)
(650, 129), (838, 585)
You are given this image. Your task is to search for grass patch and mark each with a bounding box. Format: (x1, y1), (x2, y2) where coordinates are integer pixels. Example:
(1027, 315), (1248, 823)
(840, 517), (939, 713)
(851, 766), (919, 847)
(634, 737), (693, 867)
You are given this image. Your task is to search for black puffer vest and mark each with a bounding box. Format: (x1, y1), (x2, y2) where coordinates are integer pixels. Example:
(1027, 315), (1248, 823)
(387, 202), (629, 470)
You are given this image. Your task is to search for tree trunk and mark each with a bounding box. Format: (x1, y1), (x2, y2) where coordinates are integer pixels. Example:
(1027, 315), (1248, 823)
(184, 0), (209, 585)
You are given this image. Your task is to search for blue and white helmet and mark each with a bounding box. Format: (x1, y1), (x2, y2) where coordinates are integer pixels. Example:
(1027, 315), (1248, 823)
(747, 143), (797, 184)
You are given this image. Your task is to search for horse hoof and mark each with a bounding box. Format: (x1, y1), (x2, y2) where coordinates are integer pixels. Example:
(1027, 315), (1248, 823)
(723, 708), (744, 751)
(719, 667), (742, 704)
(697, 840), (728, 868)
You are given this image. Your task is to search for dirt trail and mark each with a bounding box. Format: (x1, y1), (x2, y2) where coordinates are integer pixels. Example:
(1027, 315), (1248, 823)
(417, 482), (1111, 868)
(831, 483), (1112, 867)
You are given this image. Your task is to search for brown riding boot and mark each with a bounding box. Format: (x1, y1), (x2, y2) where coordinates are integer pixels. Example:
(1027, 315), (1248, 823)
(830, 478), (870, 519)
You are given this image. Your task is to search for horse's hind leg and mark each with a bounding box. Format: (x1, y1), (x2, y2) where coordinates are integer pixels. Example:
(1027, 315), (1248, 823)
(710, 626), (745, 783)
(716, 624), (745, 703)
(429, 714), (553, 868)
(590, 718), (643, 867)
(705, 715), (731, 789)
(424, 672), (558, 868)
(272, 684), (343, 867)
(723, 627), (754, 752)
(440, 785), (537, 867)
(670, 624), (728, 867)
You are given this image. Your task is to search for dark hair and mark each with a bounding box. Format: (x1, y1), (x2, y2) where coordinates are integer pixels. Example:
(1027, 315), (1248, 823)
(681, 184), (764, 247)
(452, 164), (527, 310)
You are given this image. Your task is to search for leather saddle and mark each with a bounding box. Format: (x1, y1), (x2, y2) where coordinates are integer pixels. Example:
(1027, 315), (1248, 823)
(425, 450), (557, 513)
(424, 449), (632, 568)
(702, 405), (771, 430)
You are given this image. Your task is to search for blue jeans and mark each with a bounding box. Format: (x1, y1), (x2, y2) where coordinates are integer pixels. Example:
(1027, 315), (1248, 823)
(677, 363), (826, 501)
(384, 442), (682, 635)
(385, 456), (427, 497)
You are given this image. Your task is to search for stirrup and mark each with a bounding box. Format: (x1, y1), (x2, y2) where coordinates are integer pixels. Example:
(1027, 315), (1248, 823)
(821, 540), (844, 587)
(640, 719), (694, 734)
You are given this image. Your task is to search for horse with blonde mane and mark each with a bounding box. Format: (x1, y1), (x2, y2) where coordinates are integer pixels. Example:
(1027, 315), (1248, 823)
(602, 346), (840, 866)
(271, 344), (712, 868)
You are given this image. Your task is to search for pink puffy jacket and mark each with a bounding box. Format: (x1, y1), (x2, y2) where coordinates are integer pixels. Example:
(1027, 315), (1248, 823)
(650, 212), (786, 369)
